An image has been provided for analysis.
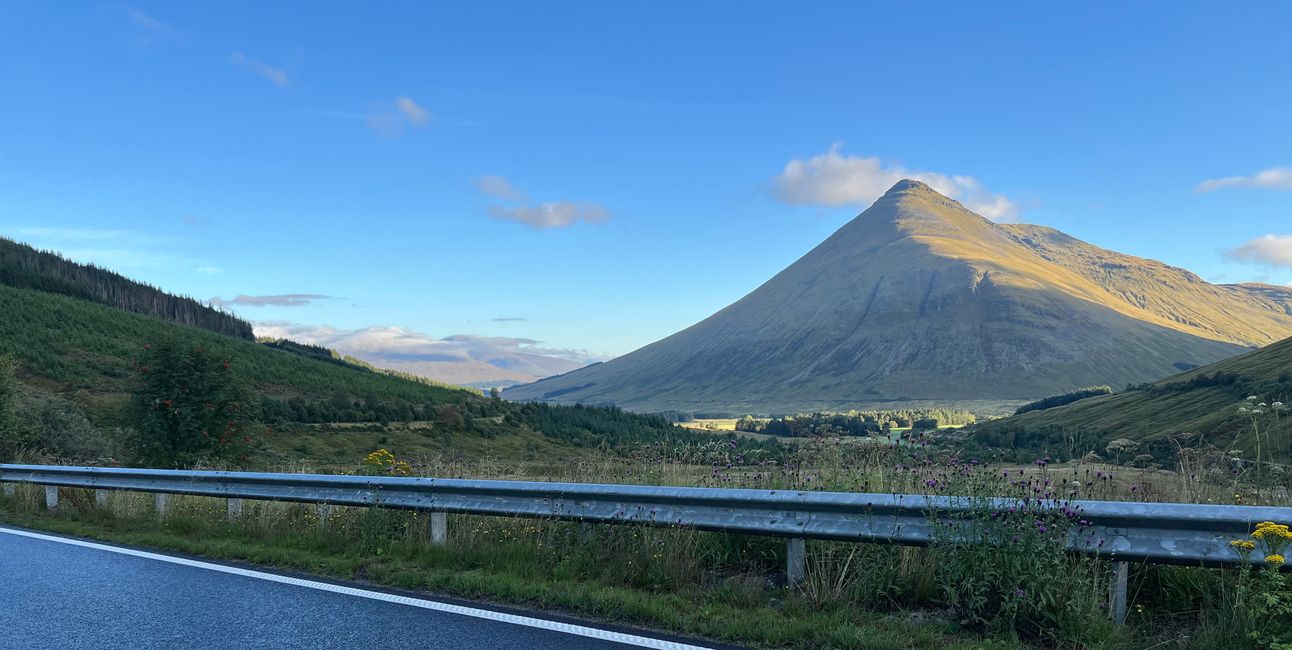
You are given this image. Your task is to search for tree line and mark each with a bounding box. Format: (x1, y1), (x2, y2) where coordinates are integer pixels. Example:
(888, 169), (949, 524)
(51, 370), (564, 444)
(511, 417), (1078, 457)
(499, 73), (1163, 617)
(735, 408), (976, 437)
(0, 237), (253, 340)
(1013, 386), (1113, 415)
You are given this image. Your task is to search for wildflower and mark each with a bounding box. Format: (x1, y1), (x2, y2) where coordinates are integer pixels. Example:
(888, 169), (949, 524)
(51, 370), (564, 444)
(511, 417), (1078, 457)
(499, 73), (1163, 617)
(1266, 554), (1286, 566)
(1230, 540), (1256, 552)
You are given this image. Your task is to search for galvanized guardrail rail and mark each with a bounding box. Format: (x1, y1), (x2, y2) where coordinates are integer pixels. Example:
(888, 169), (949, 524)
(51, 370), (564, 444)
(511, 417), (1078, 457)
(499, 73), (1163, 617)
(3, 464), (1289, 624)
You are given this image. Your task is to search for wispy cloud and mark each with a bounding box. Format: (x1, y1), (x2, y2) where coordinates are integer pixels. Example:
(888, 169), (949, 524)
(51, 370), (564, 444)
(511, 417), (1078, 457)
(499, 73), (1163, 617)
(117, 5), (175, 44)
(395, 97), (430, 126)
(12, 226), (150, 243)
(1, 226), (193, 269)
(122, 5), (164, 31)
(229, 51), (289, 87)
(1226, 234), (1292, 269)
(1197, 167), (1292, 193)
(488, 203), (611, 229)
(769, 144), (1020, 222)
(476, 176), (611, 229)
(366, 96), (432, 137)
(208, 294), (332, 307)
(475, 176), (528, 202)
(194, 266), (222, 275)
(492, 316), (526, 322)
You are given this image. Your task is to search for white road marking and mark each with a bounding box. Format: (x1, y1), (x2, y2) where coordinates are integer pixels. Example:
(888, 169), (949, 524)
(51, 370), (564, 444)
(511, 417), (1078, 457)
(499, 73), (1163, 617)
(0, 526), (715, 650)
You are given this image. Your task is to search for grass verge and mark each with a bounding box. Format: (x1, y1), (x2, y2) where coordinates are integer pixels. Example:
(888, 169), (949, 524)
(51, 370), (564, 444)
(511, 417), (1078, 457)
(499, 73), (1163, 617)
(0, 491), (1018, 650)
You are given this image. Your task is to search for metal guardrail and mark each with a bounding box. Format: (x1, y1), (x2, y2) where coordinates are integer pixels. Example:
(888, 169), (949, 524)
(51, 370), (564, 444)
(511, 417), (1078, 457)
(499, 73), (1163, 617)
(3, 463), (1290, 623)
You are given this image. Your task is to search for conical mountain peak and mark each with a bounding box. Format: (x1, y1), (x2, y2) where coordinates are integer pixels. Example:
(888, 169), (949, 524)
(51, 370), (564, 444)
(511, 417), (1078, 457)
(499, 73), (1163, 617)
(848, 178), (988, 238)
(883, 178), (939, 196)
(507, 177), (1292, 414)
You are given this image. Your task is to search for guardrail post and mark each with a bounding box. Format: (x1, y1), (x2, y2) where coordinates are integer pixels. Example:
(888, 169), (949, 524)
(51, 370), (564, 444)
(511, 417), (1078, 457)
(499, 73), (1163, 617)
(317, 504), (334, 531)
(786, 538), (806, 588)
(154, 493), (170, 516)
(1109, 561), (1129, 625)
(95, 490), (109, 509)
(429, 512), (447, 546)
(227, 498), (243, 522)
(45, 486), (59, 509)
(2, 483), (14, 499)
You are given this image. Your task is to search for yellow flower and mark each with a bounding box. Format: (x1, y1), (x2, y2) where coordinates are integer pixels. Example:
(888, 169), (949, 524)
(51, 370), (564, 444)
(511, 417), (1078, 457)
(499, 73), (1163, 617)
(1266, 554), (1286, 566)
(1231, 540), (1256, 551)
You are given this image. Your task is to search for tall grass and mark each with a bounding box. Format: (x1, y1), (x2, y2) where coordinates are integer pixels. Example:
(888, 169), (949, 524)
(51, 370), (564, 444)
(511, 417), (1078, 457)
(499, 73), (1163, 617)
(2, 435), (1289, 649)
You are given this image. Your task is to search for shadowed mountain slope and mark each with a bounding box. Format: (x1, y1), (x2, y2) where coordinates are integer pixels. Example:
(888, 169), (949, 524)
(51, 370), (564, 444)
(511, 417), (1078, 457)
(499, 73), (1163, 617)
(507, 181), (1292, 414)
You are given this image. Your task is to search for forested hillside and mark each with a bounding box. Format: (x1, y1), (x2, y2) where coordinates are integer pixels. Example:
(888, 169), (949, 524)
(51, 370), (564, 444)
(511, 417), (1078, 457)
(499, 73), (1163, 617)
(0, 237), (252, 339)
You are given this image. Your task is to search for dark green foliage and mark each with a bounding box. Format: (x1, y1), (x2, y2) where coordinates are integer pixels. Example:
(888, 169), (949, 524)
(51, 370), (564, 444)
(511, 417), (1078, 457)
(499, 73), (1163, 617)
(19, 390), (115, 462)
(1157, 371), (1240, 393)
(258, 339), (348, 366)
(737, 409), (975, 437)
(513, 402), (780, 455)
(1013, 386), (1113, 415)
(0, 237), (252, 339)
(0, 355), (34, 460)
(131, 338), (256, 467)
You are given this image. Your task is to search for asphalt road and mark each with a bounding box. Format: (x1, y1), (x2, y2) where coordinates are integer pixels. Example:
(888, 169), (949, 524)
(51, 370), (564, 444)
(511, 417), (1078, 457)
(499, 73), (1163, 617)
(0, 526), (714, 650)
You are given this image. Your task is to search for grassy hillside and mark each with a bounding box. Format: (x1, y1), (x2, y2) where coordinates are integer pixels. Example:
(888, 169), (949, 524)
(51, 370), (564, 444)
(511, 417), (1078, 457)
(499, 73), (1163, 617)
(970, 336), (1292, 462)
(0, 283), (472, 421)
(0, 283), (749, 466)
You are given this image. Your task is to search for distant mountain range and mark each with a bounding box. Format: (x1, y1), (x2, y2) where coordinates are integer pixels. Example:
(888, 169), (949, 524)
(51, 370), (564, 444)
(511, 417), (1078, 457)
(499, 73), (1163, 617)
(250, 323), (588, 388)
(507, 180), (1292, 414)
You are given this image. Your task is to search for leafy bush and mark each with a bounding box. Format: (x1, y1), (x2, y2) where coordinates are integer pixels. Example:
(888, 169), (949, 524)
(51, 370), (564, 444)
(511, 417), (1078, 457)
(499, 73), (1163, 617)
(0, 355), (36, 460)
(131, 338), (257, 467)
(20, 390), (115, 462)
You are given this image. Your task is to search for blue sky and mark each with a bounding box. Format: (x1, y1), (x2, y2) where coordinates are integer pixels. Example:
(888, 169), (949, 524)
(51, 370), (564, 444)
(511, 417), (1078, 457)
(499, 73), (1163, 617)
(2, 2), (1291, 364)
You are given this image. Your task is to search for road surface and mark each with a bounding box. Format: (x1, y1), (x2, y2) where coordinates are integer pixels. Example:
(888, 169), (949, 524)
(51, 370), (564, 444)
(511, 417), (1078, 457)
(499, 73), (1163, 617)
(0, 526), (717, 649)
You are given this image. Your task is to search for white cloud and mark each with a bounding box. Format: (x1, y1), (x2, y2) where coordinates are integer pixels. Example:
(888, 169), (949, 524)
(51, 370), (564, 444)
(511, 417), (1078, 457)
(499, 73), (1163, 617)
(364, 97), (433, 137)
(395, 97), (430, 126)
(1197, 167), (1292, 193)
(229, 51), (289, 87)
(488, 202), (611, 229)
(769, 144), (1020, 222)
(117, 5), (175, 45)
(209, 294), (332, 307)
(2, 226), (194, 270)
(475, 175), (528, 202)
(1226, 234), (1292, 269)
(123, 5), (164, 32)
(12, 227), (150, 242)
(194, 266), (222, 275)
(475, 176), (610, 229)
(253, 322), (602, 371)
